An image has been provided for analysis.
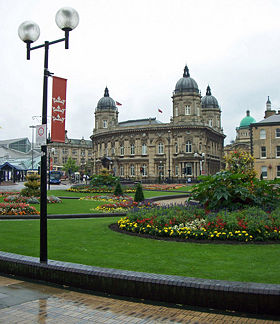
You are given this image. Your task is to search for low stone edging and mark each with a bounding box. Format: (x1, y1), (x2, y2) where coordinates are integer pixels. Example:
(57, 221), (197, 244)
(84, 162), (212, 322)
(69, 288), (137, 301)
(0, 251), (279, 316)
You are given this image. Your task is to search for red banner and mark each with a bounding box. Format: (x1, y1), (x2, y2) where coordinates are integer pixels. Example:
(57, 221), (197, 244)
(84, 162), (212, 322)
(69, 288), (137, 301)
(51, 76), (67, 143)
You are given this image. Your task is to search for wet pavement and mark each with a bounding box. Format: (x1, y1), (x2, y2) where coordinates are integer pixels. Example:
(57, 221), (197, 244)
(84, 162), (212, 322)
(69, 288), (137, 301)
(0, 275), (279, 323)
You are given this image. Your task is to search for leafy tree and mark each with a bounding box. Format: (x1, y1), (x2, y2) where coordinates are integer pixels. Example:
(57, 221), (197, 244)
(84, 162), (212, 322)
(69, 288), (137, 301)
(21, 174), (40, 197)
(90, 168), (118, 186)
(134, 182), (144, 202)
(63, 157), (79, 176)
(225, 150), (256, 180)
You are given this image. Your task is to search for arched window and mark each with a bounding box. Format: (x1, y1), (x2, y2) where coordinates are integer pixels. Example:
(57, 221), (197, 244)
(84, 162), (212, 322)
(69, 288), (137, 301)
(120, 165), (124, 177)
(175, 107), (178, 116)
(158, 142), (164, 154)
(185, 141), (192, 153)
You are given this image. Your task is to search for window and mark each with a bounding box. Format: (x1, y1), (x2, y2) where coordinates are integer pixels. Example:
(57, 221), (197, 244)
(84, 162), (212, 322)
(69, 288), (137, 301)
(260, 129), (266, 139)
(277, 146), (280, 157)
(261, 146), (266, 158)
(130, 165), (135, 176)
(175, 165), (179, 176)
(111, 147), (115, 155)
(72, 149), (77, 155)
(185, 163), (192, 176)
(185, 141), (192, 153)
(197, 106), (200, 117)
(175, 142), (178, 154)
(277, 166), (280, 177)
(62, 148), (68, 155)
(175, 107), (178, 117)
(120, 144), (124, 156)
(141, 165), (147, 176)
(276, 129), (280, 138)
(62, 157), (68, 164)
(185, 105), (191, 115)
(54, 157), (58, 164)
(103, 120), (108, 128)
(209, 119), (213, 127)
(158, 142), (164, 154)
(120, 166), (124, 177)
(142, 143), (147, 155)
(261, 166), (267, 178)
(130, 143), (135, 155)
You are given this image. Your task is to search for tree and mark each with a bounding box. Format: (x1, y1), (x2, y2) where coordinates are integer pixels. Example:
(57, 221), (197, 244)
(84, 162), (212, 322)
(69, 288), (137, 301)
(114, 181), (123, 196)
(225, 150), (256, 181)
(21, 174), (40, 197)
(134, 182), (144, 202)
(63, 157), (79, 176)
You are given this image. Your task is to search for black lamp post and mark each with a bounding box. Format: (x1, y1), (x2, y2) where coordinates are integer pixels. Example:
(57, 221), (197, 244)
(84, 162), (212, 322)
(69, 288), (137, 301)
(168, 130), (171, 183)
(18, 7), (79, 263)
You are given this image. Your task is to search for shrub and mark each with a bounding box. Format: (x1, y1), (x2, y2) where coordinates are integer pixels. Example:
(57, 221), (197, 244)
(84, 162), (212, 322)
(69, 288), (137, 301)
(134, 183), (144, 202)
(225, 150), (256, 180)
(190, 171), (280, 211)
(114, 181), (123, 196)
(21, 174), (40, 197)
(90, 168), (119, 187)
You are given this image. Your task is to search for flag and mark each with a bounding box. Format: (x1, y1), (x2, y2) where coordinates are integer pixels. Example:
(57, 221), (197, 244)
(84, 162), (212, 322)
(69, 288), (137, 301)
(36, 124), (47, 145)
(116, 101), (122, 106)
(158, 109), (163, 113)
(51, 76), (67, 143)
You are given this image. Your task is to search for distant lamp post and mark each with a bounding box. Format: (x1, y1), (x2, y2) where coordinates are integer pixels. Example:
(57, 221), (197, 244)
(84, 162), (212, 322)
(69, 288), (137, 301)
(29, 125), (36, 170)
(48, 147), (55, 190)
(167, 130), (171, 183)
(18, 7), (79, 263)
(194, 152), (205, 178)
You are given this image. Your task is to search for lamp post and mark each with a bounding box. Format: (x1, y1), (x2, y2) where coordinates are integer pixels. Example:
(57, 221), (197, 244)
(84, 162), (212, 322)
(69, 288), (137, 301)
(167, 130), (171, 183)
(18, 7), (79, 263)
(29, 125), (36, 170)
(48, 147), (55, 190)
(194, 152), (205, 178)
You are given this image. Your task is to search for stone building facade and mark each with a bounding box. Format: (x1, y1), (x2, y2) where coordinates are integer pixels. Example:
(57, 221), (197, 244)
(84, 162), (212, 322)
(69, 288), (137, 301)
(91, 66), (225, 182)
(251, 97), (280, 180)
(48, 131), (92, 172)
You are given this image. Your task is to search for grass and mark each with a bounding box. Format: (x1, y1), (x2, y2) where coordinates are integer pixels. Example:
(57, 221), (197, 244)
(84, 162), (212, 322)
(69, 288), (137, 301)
(0, 217), (279, 284)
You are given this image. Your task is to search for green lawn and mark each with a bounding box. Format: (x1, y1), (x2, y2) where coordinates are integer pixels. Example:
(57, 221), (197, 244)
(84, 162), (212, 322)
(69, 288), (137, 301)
(48, 189), (188, 199)
(0, 217), (279, 284)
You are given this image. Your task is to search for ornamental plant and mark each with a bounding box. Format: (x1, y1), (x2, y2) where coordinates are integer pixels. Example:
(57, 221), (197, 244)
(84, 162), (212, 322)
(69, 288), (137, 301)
(225, 150), (256, 180)
(119, 204), (280, 242)
(114, 181), (123, 196)
(21, 174), (40, 197)
(190, 171), (280, 211)
(134, 183), (144, 202)
(0, 203), (39, 215)
(90, 168), (118, 187)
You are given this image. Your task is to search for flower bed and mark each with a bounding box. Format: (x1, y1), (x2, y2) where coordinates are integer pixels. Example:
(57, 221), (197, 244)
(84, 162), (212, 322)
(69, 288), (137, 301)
(68, 184), (136, 193)
(0, 192), (20, 197)
(80, 195), (133, 202)
(0, 203), (39, 215)
(142, 184), (186, 190)
(4, 195), (61, 204)
(93, 200), (158, 213)
(118, 205), (280, 242)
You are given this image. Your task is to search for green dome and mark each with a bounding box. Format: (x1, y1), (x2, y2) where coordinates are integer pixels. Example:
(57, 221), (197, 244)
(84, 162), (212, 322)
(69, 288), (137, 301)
(239, 110), (256, 128)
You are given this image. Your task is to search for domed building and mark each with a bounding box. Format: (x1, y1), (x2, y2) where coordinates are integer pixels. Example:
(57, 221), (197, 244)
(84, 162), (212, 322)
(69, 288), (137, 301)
(91, 65), (225, 181)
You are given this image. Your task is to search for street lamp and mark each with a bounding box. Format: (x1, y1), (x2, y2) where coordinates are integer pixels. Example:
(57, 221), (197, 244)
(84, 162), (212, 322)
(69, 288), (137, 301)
(194, 152), (205, 177)
(18, 7), (79, 263)
(167, 130), (171, 183)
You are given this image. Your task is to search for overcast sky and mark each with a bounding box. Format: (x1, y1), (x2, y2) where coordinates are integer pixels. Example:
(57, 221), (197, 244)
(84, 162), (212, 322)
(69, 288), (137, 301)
(1, 0), (280, 145)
